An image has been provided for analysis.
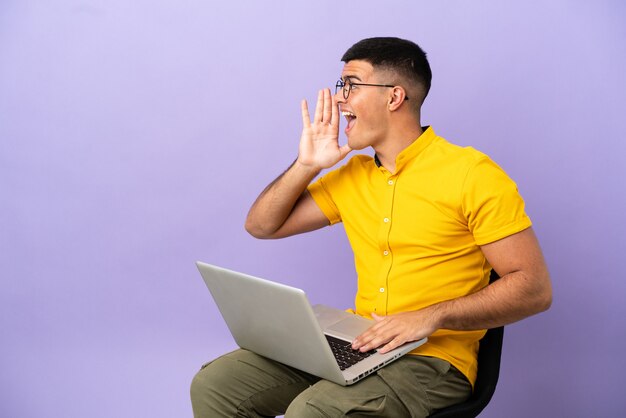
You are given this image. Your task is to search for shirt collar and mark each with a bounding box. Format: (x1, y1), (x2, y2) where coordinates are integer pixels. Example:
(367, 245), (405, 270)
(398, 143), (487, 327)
(374, 126), (437, 171)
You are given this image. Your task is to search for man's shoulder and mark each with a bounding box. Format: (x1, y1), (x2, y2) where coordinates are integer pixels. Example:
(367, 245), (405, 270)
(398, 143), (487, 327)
(348, 153), (376, 164)
(430, 135), (488, 162)
(425, 136), (491, 173)
(316, 153), (375, 186)
(338, 153), (376, 172)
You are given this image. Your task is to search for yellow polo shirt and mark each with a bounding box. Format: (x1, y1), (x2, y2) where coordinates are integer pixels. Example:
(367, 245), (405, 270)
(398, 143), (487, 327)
(307, 127), (531, 386)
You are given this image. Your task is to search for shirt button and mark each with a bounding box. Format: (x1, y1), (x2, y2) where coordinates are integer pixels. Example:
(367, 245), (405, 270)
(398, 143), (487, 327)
(379, 287), (385, 293)
(388, 180), (394, 185)
(383, 217), (390, 223)
(383, 251), (389, 256)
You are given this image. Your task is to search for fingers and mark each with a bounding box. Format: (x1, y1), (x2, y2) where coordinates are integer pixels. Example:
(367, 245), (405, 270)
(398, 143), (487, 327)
(311, 88), (336, 125)
(301, 99), (311, 128)
(314, 89), (324, 123)
(330, 93), (339, 127)
(372, 313), (384, 322)
(353, 331), (395, 353)
(378, 336), (405, 354)
(323, 89), (332, 124)
(352, 313), (421, 353)
(352, 319), (393, 352)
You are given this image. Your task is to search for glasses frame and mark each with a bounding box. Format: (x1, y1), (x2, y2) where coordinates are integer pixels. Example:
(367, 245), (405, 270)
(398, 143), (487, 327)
(335, 79), (409, 101)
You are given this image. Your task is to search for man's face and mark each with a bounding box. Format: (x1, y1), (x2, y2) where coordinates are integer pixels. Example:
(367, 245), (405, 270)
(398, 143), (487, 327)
(336, 60), (391, 151)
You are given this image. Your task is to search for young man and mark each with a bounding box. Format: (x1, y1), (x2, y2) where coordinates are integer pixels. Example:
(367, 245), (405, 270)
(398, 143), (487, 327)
(191, 37), (552, 417)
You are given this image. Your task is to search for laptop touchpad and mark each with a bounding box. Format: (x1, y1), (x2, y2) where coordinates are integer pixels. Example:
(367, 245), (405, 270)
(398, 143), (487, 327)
(326, 316), (372, 338)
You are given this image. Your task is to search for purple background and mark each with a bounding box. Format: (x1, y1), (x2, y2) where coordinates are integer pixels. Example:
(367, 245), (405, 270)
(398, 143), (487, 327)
(1, 1), (625, 417)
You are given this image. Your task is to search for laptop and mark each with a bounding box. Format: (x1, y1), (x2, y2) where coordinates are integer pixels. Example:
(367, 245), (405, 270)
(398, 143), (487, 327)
(196, 261), (427, 386)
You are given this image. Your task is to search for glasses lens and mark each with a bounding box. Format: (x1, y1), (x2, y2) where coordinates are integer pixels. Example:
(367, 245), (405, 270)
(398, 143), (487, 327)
(335, 80), (351, 99)
(335, 80), (343, 96)
(342, 81), (351, 100)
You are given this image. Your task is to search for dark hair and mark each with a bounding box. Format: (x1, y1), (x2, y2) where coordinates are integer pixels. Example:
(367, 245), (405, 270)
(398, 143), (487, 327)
(341, 37), (432, 102)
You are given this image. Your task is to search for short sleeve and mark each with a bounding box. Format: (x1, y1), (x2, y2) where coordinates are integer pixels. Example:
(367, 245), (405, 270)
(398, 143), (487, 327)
(462, 157), (532, 245)
(307, 169), (343, 225)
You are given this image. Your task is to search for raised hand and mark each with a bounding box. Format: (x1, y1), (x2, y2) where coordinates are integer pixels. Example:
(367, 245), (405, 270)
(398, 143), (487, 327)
(298, 88), (352, 169)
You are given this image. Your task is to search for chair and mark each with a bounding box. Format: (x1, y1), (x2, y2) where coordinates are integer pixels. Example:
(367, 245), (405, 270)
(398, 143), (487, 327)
(428, 270), (504, 418)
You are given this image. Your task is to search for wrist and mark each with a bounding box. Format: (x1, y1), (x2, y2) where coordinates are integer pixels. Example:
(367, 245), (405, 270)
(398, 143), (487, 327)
(427, 301), (449, 331)
(294, 157), (323, 175)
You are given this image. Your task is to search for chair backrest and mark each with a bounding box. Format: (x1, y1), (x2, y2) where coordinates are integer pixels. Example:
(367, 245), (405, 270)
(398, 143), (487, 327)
(428, 270), (504, 418)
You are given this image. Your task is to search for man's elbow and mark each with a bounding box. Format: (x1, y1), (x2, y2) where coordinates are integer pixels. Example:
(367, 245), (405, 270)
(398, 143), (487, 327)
(244, 216), (283, 239)
(244, 219), (274, 239)
(533, 272), (553, 313)
(535, 290), (552, 314)
(540, 286), (553, 312)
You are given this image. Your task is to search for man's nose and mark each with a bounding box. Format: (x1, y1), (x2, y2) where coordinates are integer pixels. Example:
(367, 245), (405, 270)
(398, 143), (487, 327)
(333, 89), (346, 104)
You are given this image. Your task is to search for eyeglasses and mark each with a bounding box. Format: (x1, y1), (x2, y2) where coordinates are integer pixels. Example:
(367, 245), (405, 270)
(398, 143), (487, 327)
(335, 79), (409, 101)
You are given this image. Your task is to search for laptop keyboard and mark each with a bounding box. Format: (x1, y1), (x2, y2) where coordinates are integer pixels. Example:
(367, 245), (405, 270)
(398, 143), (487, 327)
(325, 335), (376, 371)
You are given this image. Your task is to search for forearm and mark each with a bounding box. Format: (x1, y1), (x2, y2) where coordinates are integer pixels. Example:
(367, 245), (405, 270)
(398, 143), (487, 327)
(245, 159), (321, 238)
(245, 89), (350, 239)
(432, 269), (552, 331)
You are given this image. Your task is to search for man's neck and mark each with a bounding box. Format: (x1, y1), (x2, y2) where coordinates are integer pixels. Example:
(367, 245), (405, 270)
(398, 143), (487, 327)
(373, 125), (424, 173)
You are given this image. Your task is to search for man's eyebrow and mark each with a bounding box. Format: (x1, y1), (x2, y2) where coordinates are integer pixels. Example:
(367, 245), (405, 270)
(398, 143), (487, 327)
(342, 75), (362, 82)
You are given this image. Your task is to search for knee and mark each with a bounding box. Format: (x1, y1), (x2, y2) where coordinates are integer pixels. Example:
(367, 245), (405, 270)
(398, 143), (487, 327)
(190, 351), (239, 400)
(190, 363), (212, 402)
(190, 359), (235, 417)
(190, 363), (215, 408)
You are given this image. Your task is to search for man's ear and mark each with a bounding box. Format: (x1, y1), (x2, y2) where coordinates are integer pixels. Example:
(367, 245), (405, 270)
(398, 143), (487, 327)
(388, 86), (408, 111)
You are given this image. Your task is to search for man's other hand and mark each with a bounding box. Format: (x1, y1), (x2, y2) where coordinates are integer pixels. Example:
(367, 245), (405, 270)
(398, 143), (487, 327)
(351, 309), (439, 354)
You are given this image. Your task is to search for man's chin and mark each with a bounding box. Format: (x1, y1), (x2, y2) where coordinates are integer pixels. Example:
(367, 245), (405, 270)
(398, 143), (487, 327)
(347, 136), (367, 151)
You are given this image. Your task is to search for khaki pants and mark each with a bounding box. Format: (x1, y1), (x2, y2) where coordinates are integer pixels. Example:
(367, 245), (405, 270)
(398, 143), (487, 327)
(190, 349), (471, 418)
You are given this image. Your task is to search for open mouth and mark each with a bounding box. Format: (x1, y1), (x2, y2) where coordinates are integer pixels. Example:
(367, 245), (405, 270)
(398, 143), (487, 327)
(342, 111), (357, 132)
